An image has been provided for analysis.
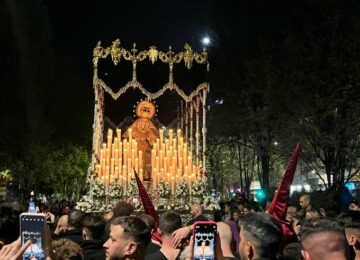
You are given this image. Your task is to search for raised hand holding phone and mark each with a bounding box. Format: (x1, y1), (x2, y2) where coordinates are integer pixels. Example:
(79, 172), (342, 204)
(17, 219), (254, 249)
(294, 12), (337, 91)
(20, 213), (46, 260)
(192, 221), (217, 260)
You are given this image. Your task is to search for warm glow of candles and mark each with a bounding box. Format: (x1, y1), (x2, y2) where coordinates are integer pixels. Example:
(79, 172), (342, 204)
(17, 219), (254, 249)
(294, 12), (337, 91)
(123, 165), (127, 194)
(159, 129), (164, 144)
(156, 139), (160, 154)
(164, 157), (167, 173)
(123, 149), (128, 167)
(119, 142), (122, 162)
(135, 158), (139, 174)
(159, 150), (163, 169)
(169, 129), (173, 140)
(114, 166), (118, 179)
(156, 157), (160, 174)
(139, 151), (143, 169)
(128, 158), (132, 178)
(119, 158), (122, 176)
(153, 168), (157, 189)
(128, 128), (132, 145)
(110, 158), (115, 175)
(95, 164), (100, 177)
(114, 138), (118, 150)
(171, 176), (175, 194)
(106, 148), (110, 166)
(114, 149), (119, 167)
(116, 128), (121, 139)
(139, 168), (143, 181)
(98, 125), (202, 200)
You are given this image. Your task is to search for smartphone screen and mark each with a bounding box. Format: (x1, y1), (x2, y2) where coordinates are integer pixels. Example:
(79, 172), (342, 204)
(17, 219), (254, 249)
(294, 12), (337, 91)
(193, 221), (216, 260)
(20, 213), (46, 260)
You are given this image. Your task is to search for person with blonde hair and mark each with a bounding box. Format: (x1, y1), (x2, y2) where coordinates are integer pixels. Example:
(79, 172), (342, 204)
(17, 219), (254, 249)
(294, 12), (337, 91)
(52, 238), (84, 260)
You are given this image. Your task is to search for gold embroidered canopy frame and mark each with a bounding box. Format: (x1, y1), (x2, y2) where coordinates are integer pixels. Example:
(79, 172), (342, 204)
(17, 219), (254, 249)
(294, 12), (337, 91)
(91, 39), (210, 174)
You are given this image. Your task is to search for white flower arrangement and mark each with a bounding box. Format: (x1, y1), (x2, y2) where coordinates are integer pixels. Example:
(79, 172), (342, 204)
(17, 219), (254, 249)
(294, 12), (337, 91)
(99, 203), (114, 212)
(203, 195), (221, 211)
(127, 178), (138, 197)
(158, 179), (171, 198)
(108, 179), (123, 199)
(92, 176), (105, 198)
(75, 195), (93, 212)
(175, 179), (189, 198)
(191, 176), (207, 198)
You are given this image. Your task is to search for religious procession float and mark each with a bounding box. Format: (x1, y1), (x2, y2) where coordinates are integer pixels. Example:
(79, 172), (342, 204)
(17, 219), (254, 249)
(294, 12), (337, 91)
(76, 39), (220, 212)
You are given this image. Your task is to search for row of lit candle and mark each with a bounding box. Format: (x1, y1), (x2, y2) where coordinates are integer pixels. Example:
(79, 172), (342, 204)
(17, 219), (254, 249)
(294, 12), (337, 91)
(95, 128), (143, 195)
(152, 129), (200, 194)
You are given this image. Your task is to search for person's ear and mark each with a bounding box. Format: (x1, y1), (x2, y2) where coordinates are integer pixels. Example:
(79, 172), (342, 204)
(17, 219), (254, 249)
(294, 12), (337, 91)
(301, 249), (311, 260)
(349, 235), (357, 246)
(246, 241), (254, 259)
(125, 241), (137, 256)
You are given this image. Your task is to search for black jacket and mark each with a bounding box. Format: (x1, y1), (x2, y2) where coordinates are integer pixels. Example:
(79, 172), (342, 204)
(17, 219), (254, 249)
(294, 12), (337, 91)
(81, 239), (106, 260)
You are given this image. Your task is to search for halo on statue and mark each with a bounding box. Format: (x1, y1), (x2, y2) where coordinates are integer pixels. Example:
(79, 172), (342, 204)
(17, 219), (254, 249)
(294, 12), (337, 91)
(134, 98), (157, 119)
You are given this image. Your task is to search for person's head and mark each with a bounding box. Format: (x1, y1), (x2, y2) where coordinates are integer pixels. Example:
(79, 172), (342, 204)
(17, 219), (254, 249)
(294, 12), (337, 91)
(137, 214), (156, 233)
(112, 201), (135, 218)
(62, 205), (70, 215)
(0, 203), (22, 244)
(104, 211), (114, 221)
(238, 212), (282, 260)
(237, 203), (244, 212)
(190, 203), (202, 217)
(82, 212), (105, 240)
(39, 203), (50, 213)
(305, 208), (320, 220)
(68, 209), (84, 230)
(159, 211), (182, 237)
(52, 238), (84, 260)
(337, 213), (360, 254)
(283, 242), (302, 260)
(299, 218), (349, 260)
(224, 203), (231, 213)
(103, 216), (151, 260)
(231, 210), (240, 222)
(213, 210), (223, 222)
(286, 206), (297, 222)
(56, 214), (69, 234)
(299, 194), (311, 210)
(243, 203), (255, 215)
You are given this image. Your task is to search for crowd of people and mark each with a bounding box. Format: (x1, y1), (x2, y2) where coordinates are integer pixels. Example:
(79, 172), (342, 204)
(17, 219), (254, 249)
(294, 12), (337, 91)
(0, 193), (360, 260)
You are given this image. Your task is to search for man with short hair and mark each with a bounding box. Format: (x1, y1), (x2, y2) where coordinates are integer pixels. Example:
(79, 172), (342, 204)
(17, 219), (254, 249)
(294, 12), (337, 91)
(104, 216), (151, 260)
(238, 212), (282, 260)
(187, 203), (208, 225)
(137, 214), (161, 255)
(105, 201), (135, 240)
(299, 194), (312, 217)
(145, 211), (183, 260)
(62, 209), (85, 245)
(82, 212), (106, 260)
(52, 214), (68, 240)
(299, 218), (349, 260)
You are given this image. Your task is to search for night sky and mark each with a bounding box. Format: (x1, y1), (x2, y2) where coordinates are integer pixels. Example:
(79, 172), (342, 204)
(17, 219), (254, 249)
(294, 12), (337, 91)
(43, 0), (211, 126)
